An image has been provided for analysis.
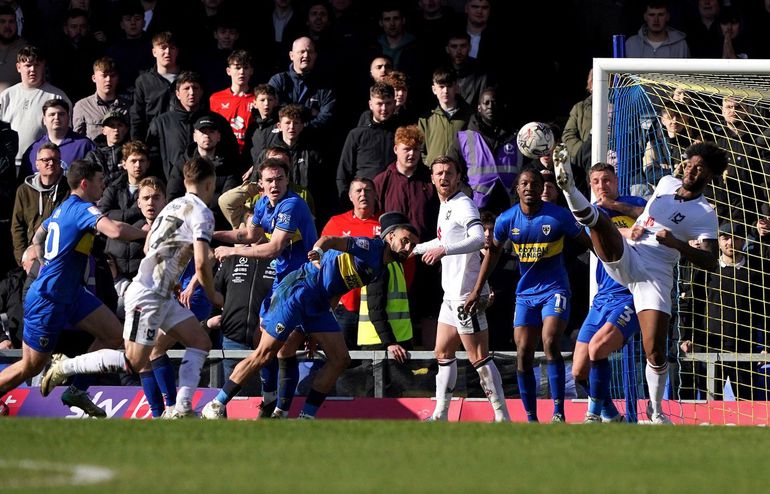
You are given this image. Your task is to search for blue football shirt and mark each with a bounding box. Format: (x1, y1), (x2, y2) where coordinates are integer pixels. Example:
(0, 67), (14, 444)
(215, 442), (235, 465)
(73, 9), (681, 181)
(494, 201), (581, 297)
(251, 190), (318, 282)
(34, 194), (103, 303)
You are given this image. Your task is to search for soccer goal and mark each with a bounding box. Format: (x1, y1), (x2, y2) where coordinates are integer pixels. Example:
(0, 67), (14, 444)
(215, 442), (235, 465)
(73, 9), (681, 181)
(592, 58), (770, 425)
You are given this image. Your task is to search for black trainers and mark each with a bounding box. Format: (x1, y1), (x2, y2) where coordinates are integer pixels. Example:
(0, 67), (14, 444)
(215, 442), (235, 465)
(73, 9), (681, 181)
(258, 399), (277, 418)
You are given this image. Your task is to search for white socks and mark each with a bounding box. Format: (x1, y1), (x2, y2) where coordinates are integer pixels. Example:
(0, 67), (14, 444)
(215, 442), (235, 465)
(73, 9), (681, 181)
(433, 359), (457, 420)
(60, 349), (128, 376)
(646, 361), (668, 415)
(475, 358), (510, 422)
(562, 186), (599, 227)
(176, 348), (207, 412)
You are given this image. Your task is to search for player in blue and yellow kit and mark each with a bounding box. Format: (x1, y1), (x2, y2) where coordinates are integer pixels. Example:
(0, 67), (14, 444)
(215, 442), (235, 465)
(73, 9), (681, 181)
(573, 163), (646, 423)
(467, 168), (590, 422)
(0, 160), (146, 415)
(213, 157), (318, 417)
(202, 212), (419, 419)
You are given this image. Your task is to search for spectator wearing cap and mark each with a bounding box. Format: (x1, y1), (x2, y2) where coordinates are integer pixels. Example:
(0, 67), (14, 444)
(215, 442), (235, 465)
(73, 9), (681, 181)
(0, 45), (70, 170)
(85, 110), (130, 184)
(73, 57), (131, 140)
(18, 98), (94, 180)
(145, 71), (236, 181)
(166, 115), (239, 223)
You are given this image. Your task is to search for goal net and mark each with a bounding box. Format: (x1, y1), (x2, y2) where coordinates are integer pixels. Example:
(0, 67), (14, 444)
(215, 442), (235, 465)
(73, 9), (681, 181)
(594, 59), (770, 425)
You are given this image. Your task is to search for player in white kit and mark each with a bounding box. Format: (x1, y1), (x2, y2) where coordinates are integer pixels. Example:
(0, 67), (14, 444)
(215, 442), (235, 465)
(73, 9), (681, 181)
(414, 156), (510, 422)
(553, 141), (727, 424)
(41, 157), (224, 417)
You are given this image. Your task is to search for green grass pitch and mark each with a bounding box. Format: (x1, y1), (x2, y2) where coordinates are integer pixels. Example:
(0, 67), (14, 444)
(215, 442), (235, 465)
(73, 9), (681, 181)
(1, 419), (768, 493)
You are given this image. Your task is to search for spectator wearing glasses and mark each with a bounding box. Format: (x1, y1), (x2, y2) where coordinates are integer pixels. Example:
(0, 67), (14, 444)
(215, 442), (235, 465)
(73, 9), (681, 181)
(11, 142), (69, 266)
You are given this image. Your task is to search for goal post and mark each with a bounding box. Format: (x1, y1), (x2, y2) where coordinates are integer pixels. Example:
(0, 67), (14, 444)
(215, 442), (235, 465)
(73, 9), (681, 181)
(591, 58), (770, 425)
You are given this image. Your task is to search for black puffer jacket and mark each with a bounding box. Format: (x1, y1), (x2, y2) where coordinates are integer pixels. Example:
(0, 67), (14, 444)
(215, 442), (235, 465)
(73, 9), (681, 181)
(97, 172), (143, 224)
(86, 135), (126, 185)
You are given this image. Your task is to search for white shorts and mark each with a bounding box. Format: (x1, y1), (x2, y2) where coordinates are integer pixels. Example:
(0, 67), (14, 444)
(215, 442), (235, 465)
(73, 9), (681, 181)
(602, 241), (674, 315)
(438, 299), (488, 335)
(123, 282), (195, 346)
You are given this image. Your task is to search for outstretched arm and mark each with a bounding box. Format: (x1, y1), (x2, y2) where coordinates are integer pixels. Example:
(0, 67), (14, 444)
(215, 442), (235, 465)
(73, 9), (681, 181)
(418, 221), (485, 265)
(96, 216), (147, 242)
(656, 231), (718, 271)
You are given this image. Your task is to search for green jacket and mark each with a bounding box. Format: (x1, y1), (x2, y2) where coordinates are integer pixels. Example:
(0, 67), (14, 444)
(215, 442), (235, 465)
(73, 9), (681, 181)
(562, 95), (592, 161)
(418, 102), (471, 167)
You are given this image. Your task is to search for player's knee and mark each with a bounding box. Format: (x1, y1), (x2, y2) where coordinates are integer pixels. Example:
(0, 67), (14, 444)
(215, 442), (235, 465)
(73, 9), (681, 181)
(541, 335), (559, 355)
(334, 352), (352, 370)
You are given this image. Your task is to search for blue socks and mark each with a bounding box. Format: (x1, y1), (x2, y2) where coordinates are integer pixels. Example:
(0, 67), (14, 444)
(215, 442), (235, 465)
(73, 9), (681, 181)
(300, 388), (327, 418)
(139, 371), (165, 417)
(546, 358), (565, 416)
(277, 357), (299, 412)
(589, 358), (619, 418)
(215, 379), (242, 406)
(71, 374), (93, 392)
(517, 368), (538, 422)
(260, 357), (279, 399)
(151, 355), (177, 407)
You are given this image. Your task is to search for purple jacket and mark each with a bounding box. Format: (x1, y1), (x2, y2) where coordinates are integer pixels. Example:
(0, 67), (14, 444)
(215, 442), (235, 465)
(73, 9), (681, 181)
(19, 130), (96, 179)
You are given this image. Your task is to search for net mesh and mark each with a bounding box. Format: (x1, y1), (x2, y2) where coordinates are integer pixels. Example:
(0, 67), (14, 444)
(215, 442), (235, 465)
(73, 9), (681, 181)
(606, 71), (770, 425)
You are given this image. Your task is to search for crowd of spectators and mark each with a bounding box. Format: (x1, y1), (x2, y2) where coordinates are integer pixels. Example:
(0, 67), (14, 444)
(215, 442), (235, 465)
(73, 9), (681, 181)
(0, 0), (769, 399)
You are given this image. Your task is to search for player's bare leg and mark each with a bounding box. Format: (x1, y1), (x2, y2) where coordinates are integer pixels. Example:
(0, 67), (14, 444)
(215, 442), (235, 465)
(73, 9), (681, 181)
(514, 325), (541, 422)
(57, 305), (125, 417)
(427, 323), (461, 421)
(637, 309), (672, 424)
(460, 330), (510, 422)
(0, 344), (50, 397)
(202, 328), (284, 419)
(295, 331), (350, 419)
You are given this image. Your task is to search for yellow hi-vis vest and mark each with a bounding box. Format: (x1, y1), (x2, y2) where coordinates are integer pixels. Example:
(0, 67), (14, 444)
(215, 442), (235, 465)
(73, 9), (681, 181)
(357, 262), (412, 345)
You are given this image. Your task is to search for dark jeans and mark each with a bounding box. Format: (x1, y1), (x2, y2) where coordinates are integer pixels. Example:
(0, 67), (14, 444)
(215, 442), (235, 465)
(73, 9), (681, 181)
(333, 304), (359, 350)
(222, 336), (261, 396)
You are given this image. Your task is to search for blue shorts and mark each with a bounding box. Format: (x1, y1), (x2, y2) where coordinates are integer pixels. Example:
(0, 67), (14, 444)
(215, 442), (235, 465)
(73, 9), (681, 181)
(577, 295), (640, 344)
(514, 290), (570, 328)
(261, 265), (339, 341)
(23, 286), (103, 353)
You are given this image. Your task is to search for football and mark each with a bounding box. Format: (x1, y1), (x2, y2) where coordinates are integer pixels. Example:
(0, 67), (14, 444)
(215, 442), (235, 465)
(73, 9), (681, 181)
(516, 121), (555, 159)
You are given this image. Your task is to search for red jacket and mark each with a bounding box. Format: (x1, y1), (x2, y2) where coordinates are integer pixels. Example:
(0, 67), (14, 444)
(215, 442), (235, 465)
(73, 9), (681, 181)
(321, 211), (380, 311)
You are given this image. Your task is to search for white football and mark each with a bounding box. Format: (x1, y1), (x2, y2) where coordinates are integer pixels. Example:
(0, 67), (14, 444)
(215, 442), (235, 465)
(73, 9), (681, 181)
(516, 121), (555, 159)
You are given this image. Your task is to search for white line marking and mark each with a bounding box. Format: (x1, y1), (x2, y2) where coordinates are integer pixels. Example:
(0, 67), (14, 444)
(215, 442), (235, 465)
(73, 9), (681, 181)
(0, 459), (115, 489)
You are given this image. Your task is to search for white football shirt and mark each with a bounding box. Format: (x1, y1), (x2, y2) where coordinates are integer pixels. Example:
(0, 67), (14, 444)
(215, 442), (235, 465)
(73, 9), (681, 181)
(436, 191), (486, 301)
(630, 174), (718, 266)
(134, 193), (215, 298)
